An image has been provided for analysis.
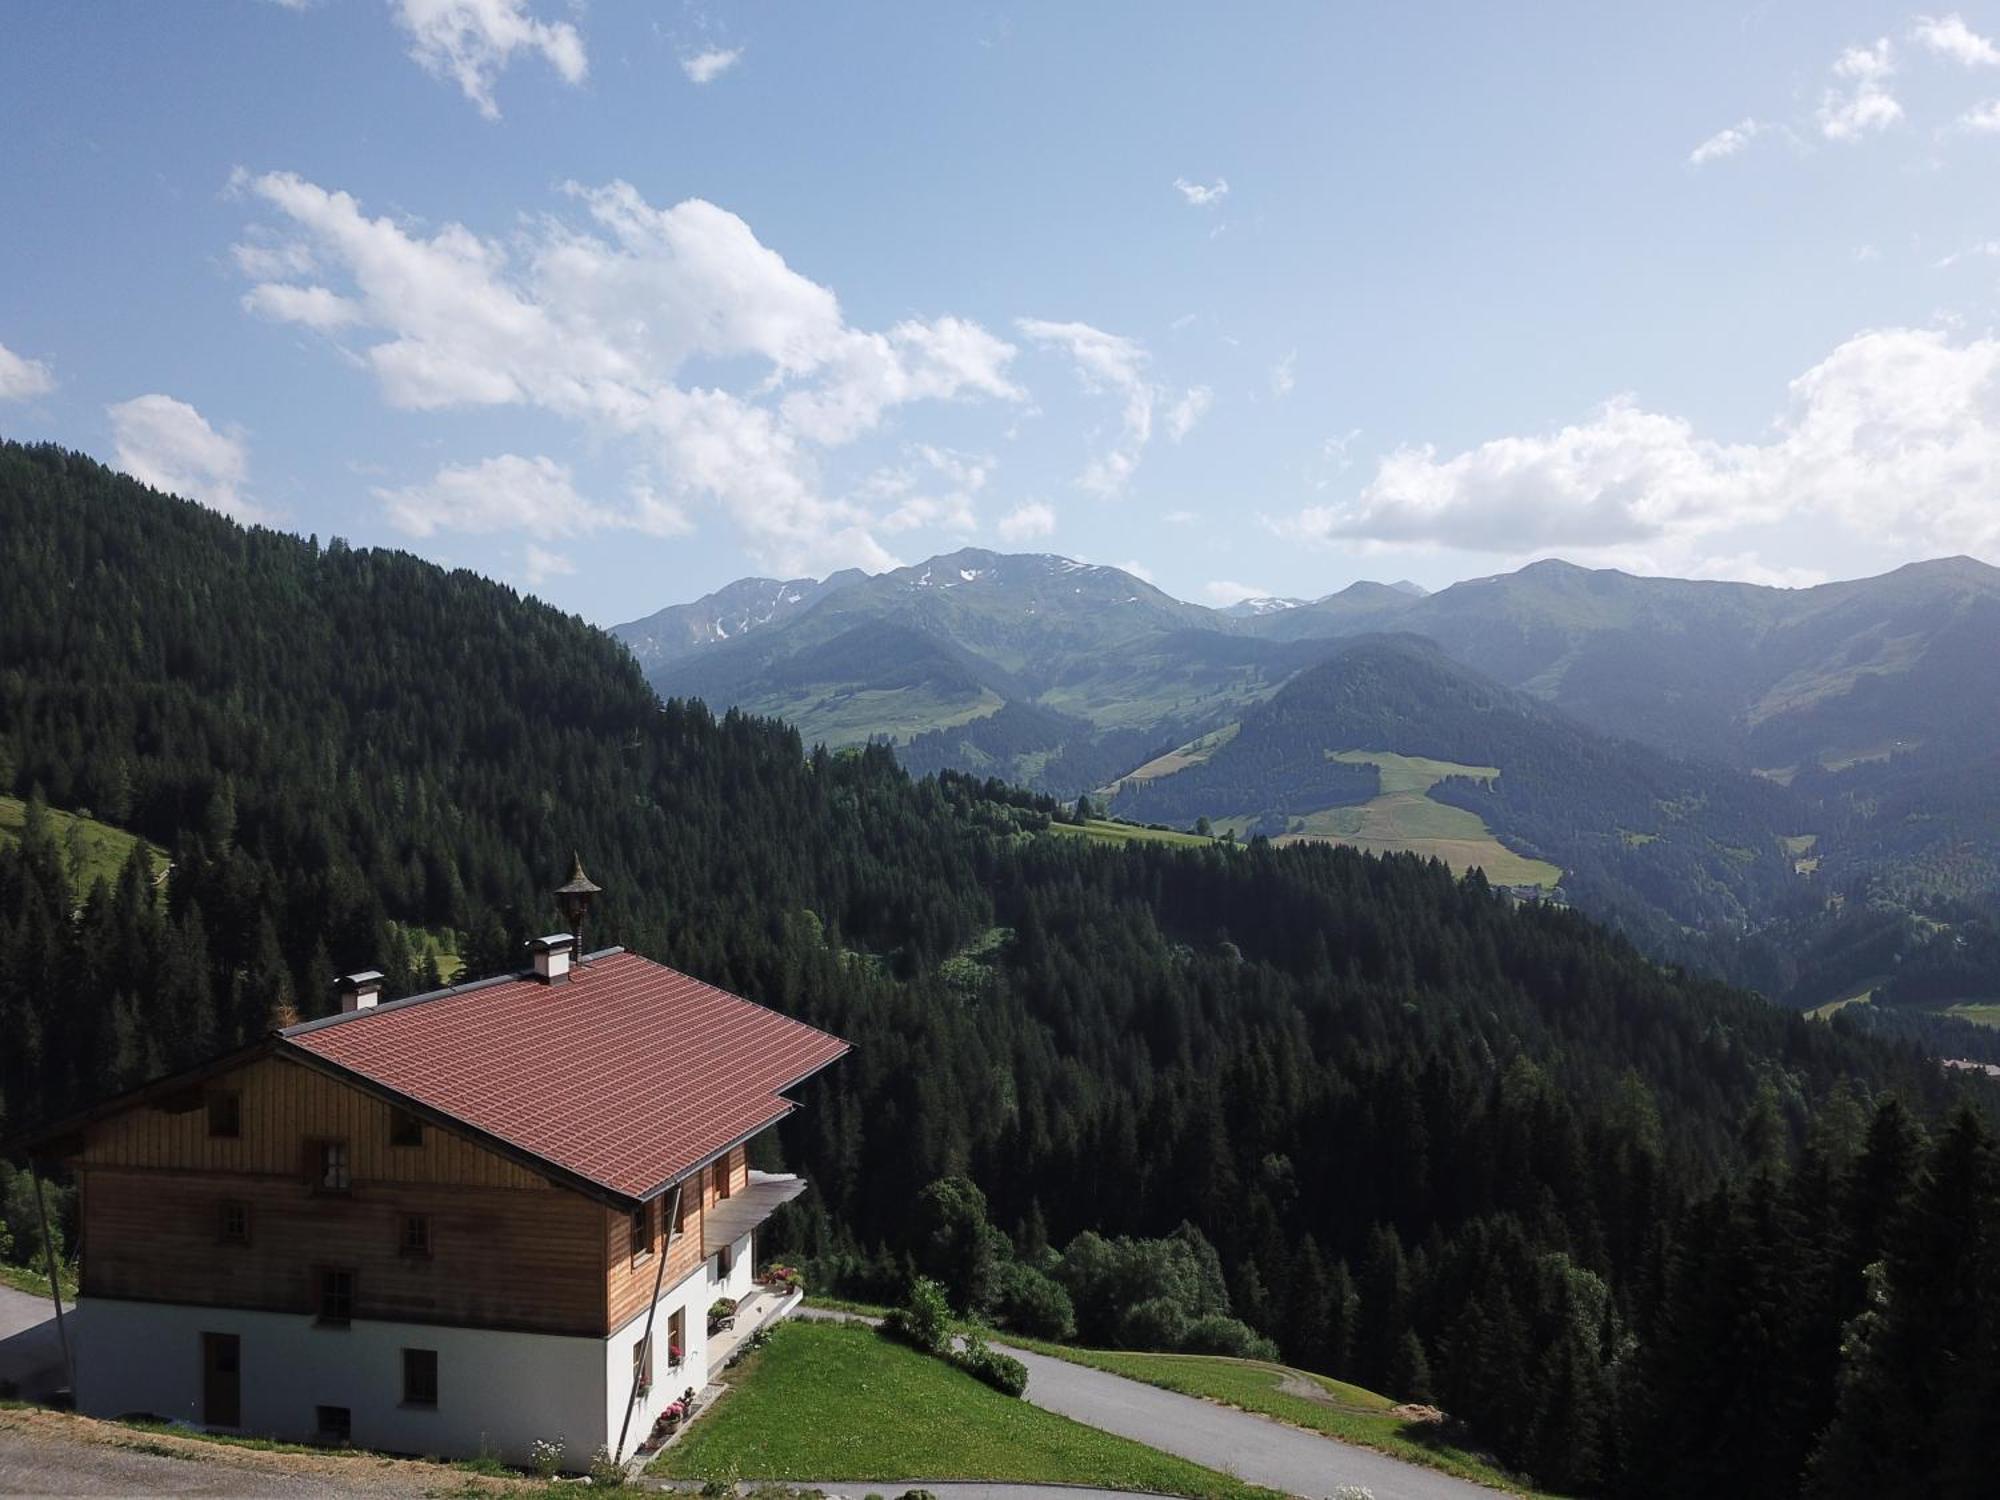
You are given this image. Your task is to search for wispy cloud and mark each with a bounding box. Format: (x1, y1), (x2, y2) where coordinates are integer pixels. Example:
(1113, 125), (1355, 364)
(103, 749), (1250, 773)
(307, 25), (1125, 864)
(1818, 39), (1902, 141)
(1203, 580), (1273, 606)
(1166, 386), (1212, 442)
(996, 500), (1056, 542)
(1689, 118), (1764, 165)
(392, 0), (587, 120)
(0, 339), (55, 401)
(1911, 13), (2000, 67)
(1270, 350), (1297, 399)
(681, 46), (742, 84)
(1172, 176), (1229, 207)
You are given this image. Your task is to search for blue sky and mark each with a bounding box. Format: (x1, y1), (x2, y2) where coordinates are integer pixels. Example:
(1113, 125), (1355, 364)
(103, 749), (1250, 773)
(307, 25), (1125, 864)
(5, 2), (2000, 624)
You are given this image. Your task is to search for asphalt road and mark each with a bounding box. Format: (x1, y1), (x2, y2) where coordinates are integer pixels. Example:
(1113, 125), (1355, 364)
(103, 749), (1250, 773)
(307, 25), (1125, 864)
(0, 1285), (70, 1404)
(796, 1311), (1500, 1500)
(995, 1341), (1499, 1500)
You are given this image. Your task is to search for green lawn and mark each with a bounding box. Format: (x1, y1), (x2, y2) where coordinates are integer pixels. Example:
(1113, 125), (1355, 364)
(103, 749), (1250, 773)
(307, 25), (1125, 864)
(996, 1340), (1537, 1495)
(652, 1319), (1278, 1500)
(0, 796), (167, 893)
(1048, 818), (1219, 849)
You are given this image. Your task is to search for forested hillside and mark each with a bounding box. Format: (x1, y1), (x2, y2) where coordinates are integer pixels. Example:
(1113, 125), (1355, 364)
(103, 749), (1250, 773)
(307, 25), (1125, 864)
(1113, 636), (1805, 952)
(3, 441), (1997, 1496)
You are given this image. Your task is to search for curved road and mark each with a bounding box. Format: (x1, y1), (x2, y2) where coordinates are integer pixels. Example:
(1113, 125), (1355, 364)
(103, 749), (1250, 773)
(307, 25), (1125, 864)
(798, 1312), (1501, 1500)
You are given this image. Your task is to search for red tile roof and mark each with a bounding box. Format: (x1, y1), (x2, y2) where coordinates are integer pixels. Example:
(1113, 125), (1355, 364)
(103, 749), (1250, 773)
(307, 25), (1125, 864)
(282, 949), (847, 1201)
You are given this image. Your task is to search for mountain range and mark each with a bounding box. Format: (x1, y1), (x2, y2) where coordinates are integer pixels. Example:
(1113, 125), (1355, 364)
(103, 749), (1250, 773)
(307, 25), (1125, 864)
(615, 547), (2000, 1003)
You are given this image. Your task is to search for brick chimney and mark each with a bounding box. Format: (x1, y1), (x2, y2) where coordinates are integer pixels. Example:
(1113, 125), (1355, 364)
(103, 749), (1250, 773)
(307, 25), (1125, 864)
(336, 971), (385, 1012)
(528, 933), (576, 985)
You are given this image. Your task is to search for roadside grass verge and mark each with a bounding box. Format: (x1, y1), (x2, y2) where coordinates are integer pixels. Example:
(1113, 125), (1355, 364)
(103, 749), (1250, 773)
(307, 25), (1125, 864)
(991, 1337), (1544, 1496)
(0, 1260), (77, 1300)
(651, 1317), (1280, 1500)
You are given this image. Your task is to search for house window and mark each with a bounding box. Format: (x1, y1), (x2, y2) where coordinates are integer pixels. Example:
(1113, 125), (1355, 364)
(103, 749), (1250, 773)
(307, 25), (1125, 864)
(399, 1214), (432, 1258)
(715, 1243), (734, 1280)
(218, 1200), (251, 1246)
(316, 1267), (354, 1326)
(388, 1108), (423, 1148)
(673, 1184), (690, 1237)
(402, 1348), (438, 1408)
(312, 1140), (350, 1193)
(667, 1307), (686, 1369)
(630, 1203), (653, 1264)
(632, 1332), (653, 1394)
(314, 1405), (352, 1445)
(716, 1153), (732, 1200)
(207, 1091), (241, 1139)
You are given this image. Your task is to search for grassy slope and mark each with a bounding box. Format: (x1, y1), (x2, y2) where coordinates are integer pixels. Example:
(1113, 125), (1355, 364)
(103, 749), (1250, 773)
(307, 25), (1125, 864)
(0, 796), (167, 891)
(652, 1319), (1278, 1500)
(1100, 724), (1243, 794)
(1048, 818), (1220, 849)
(744, 686), (1006, 748)
(996, 1340), (1539, 1496)
(1266, 751), (1562, 888)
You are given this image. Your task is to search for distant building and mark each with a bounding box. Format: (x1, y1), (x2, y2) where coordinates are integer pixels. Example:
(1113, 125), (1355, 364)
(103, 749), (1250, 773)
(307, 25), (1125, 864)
(15, 874), (848, 1466)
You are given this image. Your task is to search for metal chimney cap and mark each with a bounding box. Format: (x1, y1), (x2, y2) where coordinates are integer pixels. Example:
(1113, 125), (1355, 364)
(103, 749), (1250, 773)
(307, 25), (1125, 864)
(337, 970), (386, 988)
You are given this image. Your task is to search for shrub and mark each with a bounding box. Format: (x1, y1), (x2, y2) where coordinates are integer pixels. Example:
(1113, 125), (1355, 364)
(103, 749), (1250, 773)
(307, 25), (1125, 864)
(993, 1261), (1076, 1341)
(1181, 1313), (1279, 1360)
(951, 1332), (1028, 1398)
(528, 1437), (565, 1477)
(881, 1275), (953, 1354)
(1117, 1295), (1191, 1352)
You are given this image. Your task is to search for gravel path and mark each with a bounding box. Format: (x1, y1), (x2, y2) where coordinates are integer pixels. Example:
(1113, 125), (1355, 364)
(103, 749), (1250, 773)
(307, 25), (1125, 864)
(0, 1408), (520, 1498)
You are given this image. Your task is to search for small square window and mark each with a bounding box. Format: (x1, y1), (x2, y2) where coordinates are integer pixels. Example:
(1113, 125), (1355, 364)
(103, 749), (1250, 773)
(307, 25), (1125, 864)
(632, 1334), (653, 1394)
(219, 1200), (250, 1246)
(402, 1348), (438, 1408)
(314, 1405), (352, 1445)
(312, 1140), (350, 1193)
(400, 1214), (432, 1258)
(317, 1267), (354, 1326)
(207, 1092), (241, 1140)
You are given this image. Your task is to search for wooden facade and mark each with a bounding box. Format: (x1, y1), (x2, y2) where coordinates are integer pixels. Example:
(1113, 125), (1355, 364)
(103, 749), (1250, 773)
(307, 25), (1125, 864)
(74, 1051), (757, 1338)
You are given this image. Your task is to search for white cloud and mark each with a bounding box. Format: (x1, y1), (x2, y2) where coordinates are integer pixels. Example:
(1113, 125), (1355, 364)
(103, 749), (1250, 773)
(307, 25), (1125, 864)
(234, 171), (1021, 573)
(1203, 580), (1273, 606)
(1689, 118), (1764, 165)
(108, 394), (261, 521)
(1017, 318), (1160, 495)
(1934, 239), (2000, 267)
(392, 0), (587, 120)
(1162, 508), (1199, 525)
(1118, 559), (1156, 584)
(522, 542), (576, 586)
(1958, 98), (2000, 131)
(1819, 39), (1903, 141)
(996, 500), (1056, 543)
(1269, 326), (2000, 569)
(1172, 176), (1229, 208)
(1270, 350), (1297, 399)
(1165, 385), (1212, 442)
(241, 282), (360, 331)
(1912, 13), (2000, 67)
(0, 339), (55, 401)
(374, 453), (613, 538)
(864, 445), (988, 535)
(681, 47), (742, 84)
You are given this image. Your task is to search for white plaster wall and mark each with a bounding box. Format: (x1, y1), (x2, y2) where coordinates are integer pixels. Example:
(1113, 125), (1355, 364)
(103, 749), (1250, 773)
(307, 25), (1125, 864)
(599, 1231), (774, 1458)
(72, 1298), (606, 1467)
(602, 1257), (708, 1459)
